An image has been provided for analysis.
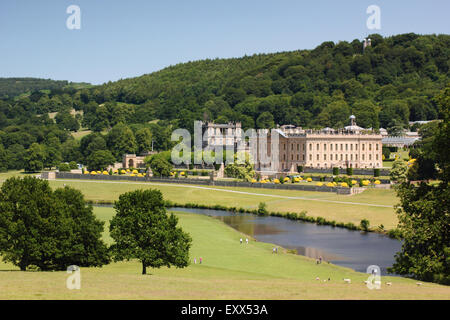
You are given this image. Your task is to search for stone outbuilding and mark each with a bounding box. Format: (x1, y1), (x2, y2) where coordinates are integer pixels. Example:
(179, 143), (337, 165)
(122, 151), (157, 169)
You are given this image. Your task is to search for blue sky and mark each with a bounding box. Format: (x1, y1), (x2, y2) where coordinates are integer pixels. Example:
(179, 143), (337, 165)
(0, 0), (448, 84)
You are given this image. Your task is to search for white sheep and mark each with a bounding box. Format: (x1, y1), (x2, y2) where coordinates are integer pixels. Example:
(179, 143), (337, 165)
(386, 282), (392, 286)
(315, 277), (320, 281)
(343, 278), (351, 284)
(416, 282), (423, 286)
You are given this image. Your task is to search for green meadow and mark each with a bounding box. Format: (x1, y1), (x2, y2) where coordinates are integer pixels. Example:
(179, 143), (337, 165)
(47, 178), (399, 230)
(1, 208), (449, 299)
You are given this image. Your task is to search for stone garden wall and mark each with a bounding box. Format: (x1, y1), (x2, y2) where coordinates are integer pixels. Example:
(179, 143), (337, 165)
(53, 172), (354, 194)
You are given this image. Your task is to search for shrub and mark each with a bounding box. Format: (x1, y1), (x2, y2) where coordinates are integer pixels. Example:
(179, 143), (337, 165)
(360, 219), (370, 232)
(297, 165), (303, 173)
(192, 171), (198, 176)
(345, 222), (358, 230)
(69, 161), (78, 170)
(382, 146), (391, 160)
(332, 167), (339, 175)
(257, 202), (268, 216)
(201, 170), (209, 176)
(374, 168), (380, 177)
(346, 167), (353, 176)
(316, 217), (326, 225)
(58, 163), (71, 172)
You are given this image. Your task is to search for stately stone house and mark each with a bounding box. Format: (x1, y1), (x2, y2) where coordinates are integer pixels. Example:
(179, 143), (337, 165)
(202, 121), (243, 151)
(255, 116), (383, 172)
(202, 116), (383, 173)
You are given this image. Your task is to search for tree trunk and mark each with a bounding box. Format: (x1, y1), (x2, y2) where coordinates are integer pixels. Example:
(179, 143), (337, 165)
(142, 263), (146, 275)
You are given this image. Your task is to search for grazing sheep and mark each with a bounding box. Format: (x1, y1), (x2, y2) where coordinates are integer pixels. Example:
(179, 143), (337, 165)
(343, 278), (351, 284)
(315, 277), (320, 281)
(416, 282), (423, 286)
(363, 280), (369, 284)
(386, 282), (392, 286)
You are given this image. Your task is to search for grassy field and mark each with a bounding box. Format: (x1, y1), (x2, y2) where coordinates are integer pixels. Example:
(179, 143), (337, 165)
(0, 208), (448, 300)
(47, 179), (400, 230)
(71, 129), (92, 140)
(0, 171), (400, 229)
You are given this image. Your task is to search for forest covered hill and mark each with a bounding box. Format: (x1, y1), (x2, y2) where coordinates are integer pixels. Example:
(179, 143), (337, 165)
(86, 33), (449, 131)
(0, 77), (91, 99)
(0, 33), (449, 172)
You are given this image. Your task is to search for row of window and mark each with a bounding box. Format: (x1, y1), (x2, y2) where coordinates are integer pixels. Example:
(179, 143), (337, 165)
(280, 162), (381, 169)
(282, 153), (379, 161)
(283, 142), (380, 152)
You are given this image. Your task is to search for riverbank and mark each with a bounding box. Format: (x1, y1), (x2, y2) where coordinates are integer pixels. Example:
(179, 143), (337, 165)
(44, 178), (400, 230)
(1, 208), (447, 299)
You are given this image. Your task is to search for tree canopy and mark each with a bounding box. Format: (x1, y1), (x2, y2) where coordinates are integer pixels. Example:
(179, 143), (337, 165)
(0, 177), (109, 271)
(109, 189), (192, 274)
(389, 86), (449, 284)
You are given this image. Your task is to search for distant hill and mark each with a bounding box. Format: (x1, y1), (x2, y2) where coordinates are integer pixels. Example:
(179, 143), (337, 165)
(0, 77), (91, 98)
(85, 33), (449, 130)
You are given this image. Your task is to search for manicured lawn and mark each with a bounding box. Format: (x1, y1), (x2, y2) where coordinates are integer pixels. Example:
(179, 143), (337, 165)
(0, 170), (38, 181)
(0, 171), (400, 229)
(0, 208), (448, 299)
(47, 179), (400, 230)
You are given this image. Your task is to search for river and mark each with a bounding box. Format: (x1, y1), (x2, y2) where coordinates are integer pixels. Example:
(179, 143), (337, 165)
(169, 207), (402, 275)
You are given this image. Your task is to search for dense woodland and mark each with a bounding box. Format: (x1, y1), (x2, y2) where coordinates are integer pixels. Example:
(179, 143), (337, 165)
(0, 33), (448, 172)
(0, 78), (90, 99)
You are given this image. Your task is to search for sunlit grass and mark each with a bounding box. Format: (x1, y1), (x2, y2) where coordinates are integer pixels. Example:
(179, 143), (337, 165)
(0, 208), (448, 300)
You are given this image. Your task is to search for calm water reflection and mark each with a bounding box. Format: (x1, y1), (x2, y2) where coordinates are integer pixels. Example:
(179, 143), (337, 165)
(169, 207), (402, 275)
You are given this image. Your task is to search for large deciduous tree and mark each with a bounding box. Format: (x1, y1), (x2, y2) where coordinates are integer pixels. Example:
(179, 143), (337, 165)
(0, 177), (110, 271)
(109, 189), (191, 274)
(145, 152), (173, 177)
(107, 123), (137, 160)
(86, 149), (116, 171)
(389, 87), (449, 284)
(23, 142), (45, 172)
